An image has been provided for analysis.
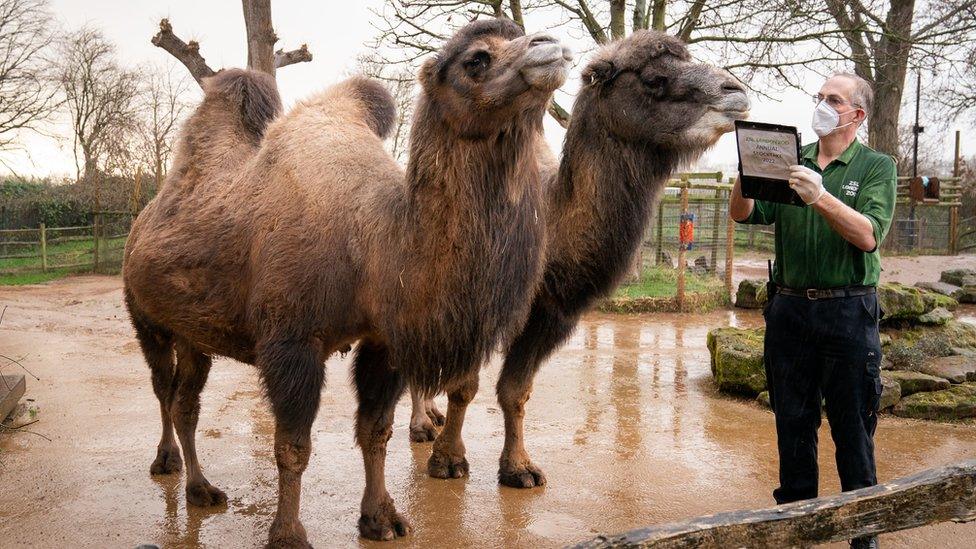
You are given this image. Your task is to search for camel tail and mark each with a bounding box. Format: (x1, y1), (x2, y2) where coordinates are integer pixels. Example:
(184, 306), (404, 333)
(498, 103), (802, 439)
(202, 68), (283, 141)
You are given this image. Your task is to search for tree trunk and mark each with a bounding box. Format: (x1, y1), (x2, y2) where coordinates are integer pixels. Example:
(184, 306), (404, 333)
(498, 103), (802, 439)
(610, 0), (627, 40)
(651, 0), (667, 31)
(866, 0), (915, 162)
(633, 0), (647, 32)
(242, 0), (277, 76)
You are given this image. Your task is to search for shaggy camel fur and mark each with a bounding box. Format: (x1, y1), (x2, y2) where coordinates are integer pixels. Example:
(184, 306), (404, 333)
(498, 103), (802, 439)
(124, 18), (570, 546)
(409, 30), (751, 488)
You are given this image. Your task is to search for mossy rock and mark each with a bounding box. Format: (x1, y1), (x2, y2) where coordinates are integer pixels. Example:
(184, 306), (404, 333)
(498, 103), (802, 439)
(883, 370), (950, 396)
(917, 355), (976, 384)
(756, 390), (771, 408)
(707, 327), (766, 397)
(917, 307), (953, 325)
(891, 382), (976, 420)
(920, 292), (958, 313)
(877, 283), (926, 320)
(735, 278), (766, 309)
(915, 281), (963, 299)
(879, 373), (902, 410)
(940, 268), (976, 287)
(883, 320), (976, 353)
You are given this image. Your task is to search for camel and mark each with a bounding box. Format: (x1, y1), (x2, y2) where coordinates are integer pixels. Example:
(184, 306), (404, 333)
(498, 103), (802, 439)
(408, 30), (751, 488)
(123, 18), (570, 546)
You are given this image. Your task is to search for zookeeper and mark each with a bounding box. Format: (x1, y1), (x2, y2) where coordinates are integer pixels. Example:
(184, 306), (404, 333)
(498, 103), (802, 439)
(729, 72), (896, 549)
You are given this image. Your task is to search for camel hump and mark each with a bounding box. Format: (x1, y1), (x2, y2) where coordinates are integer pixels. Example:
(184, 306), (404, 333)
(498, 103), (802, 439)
(202, 68), (283, 140)
(343, 76), (396, 139)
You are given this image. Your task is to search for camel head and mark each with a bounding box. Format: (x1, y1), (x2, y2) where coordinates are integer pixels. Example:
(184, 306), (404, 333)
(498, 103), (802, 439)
(418, 18), (572, 138)
(578, 30), (750, 154)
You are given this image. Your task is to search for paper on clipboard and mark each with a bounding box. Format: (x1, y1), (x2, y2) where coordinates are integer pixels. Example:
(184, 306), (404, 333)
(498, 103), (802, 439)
(737, 127), (799, 181)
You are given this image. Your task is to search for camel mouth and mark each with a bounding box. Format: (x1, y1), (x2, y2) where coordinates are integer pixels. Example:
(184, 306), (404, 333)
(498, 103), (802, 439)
(721, 108), (750, 120)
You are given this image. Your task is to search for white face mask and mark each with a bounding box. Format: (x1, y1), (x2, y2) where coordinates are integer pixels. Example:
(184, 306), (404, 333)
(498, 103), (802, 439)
(812, 100), (857, 137)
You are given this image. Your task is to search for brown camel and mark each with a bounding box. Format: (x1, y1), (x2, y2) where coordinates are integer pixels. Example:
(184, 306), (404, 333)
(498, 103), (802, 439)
(123, 18), (570, 547)
(408, 30), (750, 488)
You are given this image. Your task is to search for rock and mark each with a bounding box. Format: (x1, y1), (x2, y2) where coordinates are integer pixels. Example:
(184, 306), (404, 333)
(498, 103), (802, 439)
(915, 281), (963, 299)
(917, 307), (953, 325)
(916, 355), (976, 384)
(879, 373), (901, 410)
(883, 370), (951, 396)
(877, 283), (926, 320)
(940, 268), (976, 287)
(707, 327), (766, 397)
(959, 285), (976, 304)
(892, 382), (976, 420)
(693, 255), (709, 274)
(735, 279), (767, 309)
(920, 291), (958, 312)
(756, 391), (771, 408)
(879, 333), (892, 347)
(884, 320), (976, 354)
(881, 357), (893, 370)
(945, 320), (976, 349)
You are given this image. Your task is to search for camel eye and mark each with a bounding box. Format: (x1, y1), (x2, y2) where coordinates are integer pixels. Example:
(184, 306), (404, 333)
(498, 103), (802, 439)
(642, 75), (668, 97)
(464, 51), (491, 77)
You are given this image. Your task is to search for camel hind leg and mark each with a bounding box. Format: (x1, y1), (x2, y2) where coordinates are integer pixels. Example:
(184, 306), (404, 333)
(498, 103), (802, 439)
(171, 340), (226, 506)
(408, 386), (445, 443)
(127, 293), (182, 475)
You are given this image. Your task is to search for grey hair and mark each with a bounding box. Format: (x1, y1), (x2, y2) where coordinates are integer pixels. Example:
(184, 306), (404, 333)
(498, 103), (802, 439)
(831, 71), (873, 117)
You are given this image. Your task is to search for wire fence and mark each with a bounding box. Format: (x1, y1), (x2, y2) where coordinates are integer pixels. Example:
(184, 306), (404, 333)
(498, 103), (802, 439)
(0, 211), (133, 279)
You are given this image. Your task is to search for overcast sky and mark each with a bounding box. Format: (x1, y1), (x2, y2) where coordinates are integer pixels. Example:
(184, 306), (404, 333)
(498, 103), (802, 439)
(5, 0), (974, 178)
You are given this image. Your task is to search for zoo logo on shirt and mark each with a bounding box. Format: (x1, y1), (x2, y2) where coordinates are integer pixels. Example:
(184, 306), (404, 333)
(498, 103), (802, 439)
(841, 180), (860, 197)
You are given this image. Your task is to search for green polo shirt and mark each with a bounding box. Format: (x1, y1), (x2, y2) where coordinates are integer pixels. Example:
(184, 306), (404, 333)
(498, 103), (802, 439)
(738, 139), (896, 289)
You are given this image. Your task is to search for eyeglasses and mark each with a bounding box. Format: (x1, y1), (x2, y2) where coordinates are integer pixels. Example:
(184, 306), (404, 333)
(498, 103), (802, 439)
(812, 93), (861, 109)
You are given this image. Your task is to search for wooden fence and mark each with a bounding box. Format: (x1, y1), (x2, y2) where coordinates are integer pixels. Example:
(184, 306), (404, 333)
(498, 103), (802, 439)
(570, 459), (976, 548)
(0, 211), (132, 277)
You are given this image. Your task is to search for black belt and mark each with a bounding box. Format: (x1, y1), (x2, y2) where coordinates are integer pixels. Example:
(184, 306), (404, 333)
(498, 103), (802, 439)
(774, 285), (876, 300)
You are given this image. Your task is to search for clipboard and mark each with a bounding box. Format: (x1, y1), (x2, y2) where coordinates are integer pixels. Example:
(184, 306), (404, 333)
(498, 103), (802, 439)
(735, 120), (805, 207)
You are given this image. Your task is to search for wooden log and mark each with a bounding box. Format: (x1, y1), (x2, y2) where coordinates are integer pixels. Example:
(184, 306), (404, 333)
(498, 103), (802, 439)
(569, 460), (976, 549)
(0, 374), (26, 421)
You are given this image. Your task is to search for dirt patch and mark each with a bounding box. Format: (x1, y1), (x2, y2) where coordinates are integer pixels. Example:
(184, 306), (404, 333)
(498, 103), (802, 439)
(1, 275), (975, 548)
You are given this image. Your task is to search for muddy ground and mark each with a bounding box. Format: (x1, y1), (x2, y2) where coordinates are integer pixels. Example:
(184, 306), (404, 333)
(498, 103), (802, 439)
(1, 270), (975, 548)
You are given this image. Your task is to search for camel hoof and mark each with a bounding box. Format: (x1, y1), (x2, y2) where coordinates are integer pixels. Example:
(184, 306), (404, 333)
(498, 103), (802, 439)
(426, 407), (445, 427)
(358, 509), (412, 541)
(409, 424), (437, 443)
(149, 446), (183, 475)
(498, 462), (547, 488)
(427, 451), (469, 479)
(267, 518), (310, 548)
(186, 481), (228, 507)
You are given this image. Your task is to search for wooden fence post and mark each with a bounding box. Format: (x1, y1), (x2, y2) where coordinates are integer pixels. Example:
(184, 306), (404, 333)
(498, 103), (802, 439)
(725, 189), (734, 298)
(39, 223), (47, 272)
(949, 206), (958, 255)
(676, 186), (689, 311)
(655, 201), (664, 266)
(93, 213), (100, 272)
(709, 187), (721, 273)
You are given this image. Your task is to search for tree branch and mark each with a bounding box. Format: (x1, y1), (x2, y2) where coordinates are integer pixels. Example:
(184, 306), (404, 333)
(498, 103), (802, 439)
(274, 44), (312, 69)
(547, 98), (570, 128)
(150, 19), (215, 86)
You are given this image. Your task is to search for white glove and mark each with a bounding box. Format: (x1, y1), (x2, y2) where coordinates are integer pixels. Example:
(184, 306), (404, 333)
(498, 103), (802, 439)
(788, 165), (826, 205)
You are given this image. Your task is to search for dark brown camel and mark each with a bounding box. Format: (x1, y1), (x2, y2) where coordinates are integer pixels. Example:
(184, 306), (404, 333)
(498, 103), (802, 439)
(410, 30), (750, 488)
(123, 18), (570, 546)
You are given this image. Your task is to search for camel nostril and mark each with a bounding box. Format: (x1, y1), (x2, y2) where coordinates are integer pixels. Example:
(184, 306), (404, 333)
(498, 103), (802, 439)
(722, 80), (745, 94)
(529, 35), (556, 46)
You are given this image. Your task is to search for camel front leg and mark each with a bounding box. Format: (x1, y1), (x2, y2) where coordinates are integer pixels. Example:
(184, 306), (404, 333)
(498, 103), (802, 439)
(408, 386), (445, 442)
(354, 340), (411, 540)
(260, 340), (325, 549)
(427, 373), (478, 479)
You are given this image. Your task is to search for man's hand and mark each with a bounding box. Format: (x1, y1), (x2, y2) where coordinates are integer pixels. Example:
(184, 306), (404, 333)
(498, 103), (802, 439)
(789, 165), (826, 205)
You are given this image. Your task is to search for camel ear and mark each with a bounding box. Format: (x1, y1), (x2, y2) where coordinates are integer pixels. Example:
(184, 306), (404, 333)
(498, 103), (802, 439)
(582, 59), (618, 87)
(419, 57), (440, 90)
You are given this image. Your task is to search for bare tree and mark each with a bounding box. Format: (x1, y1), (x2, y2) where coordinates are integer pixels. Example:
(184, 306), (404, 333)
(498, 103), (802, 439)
(0, 0), (59, 151)
(57, 27), (140, 187)
(819, 0), (976, 160)
(371, 1), (976, 160)
(357, 55), (415, 163)
(152, 0), (312, 87)
(135, 64), (194, 189)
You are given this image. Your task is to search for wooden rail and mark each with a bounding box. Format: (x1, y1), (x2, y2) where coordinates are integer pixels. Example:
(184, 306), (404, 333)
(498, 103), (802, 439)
(569, 460), (976, 548)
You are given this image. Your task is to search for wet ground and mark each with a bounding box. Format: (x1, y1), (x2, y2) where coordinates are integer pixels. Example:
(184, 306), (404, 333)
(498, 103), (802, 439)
(1, 275), (976, 548)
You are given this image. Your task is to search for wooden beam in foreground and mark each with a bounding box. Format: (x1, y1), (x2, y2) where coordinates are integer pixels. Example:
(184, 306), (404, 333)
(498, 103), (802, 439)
(569, 460), (976, 548)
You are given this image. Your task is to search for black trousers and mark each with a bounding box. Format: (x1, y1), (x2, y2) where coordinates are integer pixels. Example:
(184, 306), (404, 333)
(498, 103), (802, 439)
(763, 290), (883, 504)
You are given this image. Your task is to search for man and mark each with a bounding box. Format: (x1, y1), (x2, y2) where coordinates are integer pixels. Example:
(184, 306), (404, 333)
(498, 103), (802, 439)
(730, 73), (896, 549)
